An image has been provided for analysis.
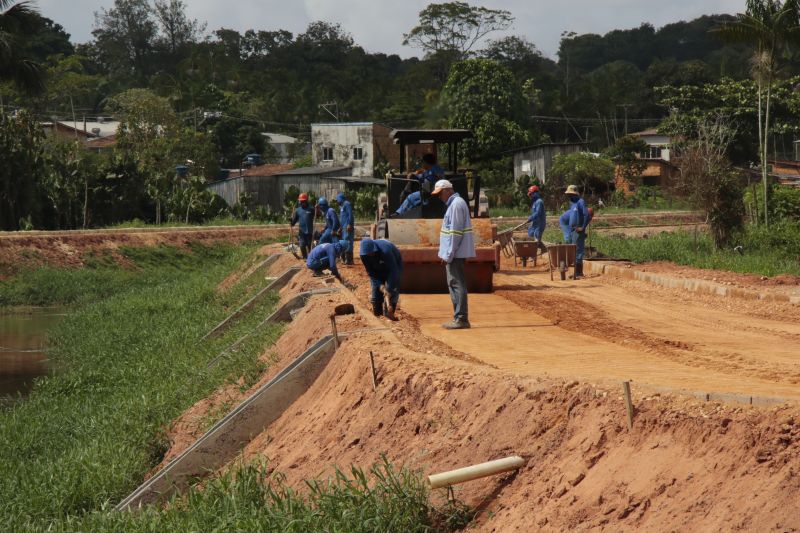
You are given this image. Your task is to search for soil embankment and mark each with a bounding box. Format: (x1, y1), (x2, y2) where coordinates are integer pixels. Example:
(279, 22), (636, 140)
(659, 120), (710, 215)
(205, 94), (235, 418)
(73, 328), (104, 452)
(158, 246), (800, 531)
(0, 226), (288, 277)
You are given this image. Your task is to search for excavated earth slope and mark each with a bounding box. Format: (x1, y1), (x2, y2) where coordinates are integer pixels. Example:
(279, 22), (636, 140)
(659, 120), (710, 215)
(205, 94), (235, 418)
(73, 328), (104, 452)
(163, 247), (800, 531)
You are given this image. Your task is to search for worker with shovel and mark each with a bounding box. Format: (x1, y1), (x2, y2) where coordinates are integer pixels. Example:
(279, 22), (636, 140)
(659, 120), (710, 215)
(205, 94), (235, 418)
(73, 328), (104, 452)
(564, 185), (590, 279)
(316, 197), (340, 244)
(306, 241), (346, 281)
(527, 185), (547, 254)
(336, 192), (355, 265)
(290, 192), (314, 259)
(359, 238), (403, 321)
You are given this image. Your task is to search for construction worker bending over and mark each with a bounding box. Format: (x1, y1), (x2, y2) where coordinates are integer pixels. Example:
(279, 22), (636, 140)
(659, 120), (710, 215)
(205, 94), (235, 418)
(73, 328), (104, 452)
(306, 241), (345, 280)
(316, 197), (340, 244)
(395, 154), (445, 216)
(559, 210), (571, 243)
(564, 185), (590, 279)
(359, 238), (403, 321)
(432, 179), (475, 330)
(527, 185), (547, 252)
(336, 192), (354, 265)
(290, 192), (314, 259)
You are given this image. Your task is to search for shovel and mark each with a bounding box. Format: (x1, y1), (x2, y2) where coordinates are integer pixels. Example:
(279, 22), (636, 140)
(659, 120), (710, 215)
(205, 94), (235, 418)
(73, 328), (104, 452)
(288, 223), (301, 259)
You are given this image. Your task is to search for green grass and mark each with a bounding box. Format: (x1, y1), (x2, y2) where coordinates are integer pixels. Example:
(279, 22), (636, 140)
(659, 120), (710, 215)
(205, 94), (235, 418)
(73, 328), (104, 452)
(108, 217), (280, 229)
(585, 221), (800, 277)
(491, 206), (695, 219)
(0, 242), (287, 530)
(53, 459), (472, 532)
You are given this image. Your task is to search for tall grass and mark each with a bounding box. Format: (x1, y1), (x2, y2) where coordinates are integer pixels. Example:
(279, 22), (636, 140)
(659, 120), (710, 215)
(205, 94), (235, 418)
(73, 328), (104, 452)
(56, 459), (471, 532)
(0, 243), (284, 530)
(587, 222), (800, 277)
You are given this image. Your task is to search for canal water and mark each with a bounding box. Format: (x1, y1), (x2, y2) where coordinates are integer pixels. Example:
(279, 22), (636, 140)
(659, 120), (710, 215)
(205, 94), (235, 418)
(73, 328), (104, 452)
(0, 309), (64, 404)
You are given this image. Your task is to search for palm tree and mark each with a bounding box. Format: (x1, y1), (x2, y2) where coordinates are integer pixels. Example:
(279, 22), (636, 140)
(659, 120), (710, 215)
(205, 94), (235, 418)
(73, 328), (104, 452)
(0, 0), (45, 95)
(714, 0), (800, 227)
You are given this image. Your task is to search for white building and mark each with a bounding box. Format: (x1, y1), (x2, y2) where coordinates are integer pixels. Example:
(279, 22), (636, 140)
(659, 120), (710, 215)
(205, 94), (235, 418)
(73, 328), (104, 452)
(261, 132), (309, 163)
(310, 122), (399, 179)
(633, 128), (672, 161)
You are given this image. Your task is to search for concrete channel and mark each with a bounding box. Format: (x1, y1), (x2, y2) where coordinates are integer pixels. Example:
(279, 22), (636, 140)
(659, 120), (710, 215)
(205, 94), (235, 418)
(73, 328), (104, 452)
(201, 264), (302, 341)
(117, 333), (340, 510)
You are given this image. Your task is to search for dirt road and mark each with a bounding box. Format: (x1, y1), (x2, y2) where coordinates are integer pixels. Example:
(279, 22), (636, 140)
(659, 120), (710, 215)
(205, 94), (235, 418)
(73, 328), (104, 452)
(402, 269), (800, 403)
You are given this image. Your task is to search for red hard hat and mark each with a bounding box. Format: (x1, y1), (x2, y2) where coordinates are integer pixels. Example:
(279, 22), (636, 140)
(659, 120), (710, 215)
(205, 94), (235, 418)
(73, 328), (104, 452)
(298, 193), (308, 202)
(528, 185), (540, 195)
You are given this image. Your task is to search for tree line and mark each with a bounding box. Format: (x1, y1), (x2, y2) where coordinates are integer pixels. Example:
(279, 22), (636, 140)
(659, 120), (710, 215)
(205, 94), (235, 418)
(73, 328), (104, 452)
(3, 0), (797, 232)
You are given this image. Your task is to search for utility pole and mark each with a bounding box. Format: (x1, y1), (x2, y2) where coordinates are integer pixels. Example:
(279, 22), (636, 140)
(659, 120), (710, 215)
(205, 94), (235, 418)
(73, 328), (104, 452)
(319, 102), (340, 122)
(617, 104), (633, 136)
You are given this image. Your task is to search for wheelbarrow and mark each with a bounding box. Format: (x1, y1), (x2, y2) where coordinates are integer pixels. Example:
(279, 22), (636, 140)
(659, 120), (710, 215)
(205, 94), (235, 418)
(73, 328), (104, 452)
(512, 237), (547, 267)
(547, 243), (577, 280)
(497, 220), (528, 259)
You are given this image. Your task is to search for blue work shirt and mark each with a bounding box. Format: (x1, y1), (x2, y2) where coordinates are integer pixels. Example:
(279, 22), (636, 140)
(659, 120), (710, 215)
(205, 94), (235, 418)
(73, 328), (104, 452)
(339, 199), (353, 229)
(306, 242), (339, 276)
(361, 239), (403, 294)
(559, 211), (571, 242)
(291, 204), (314, 235)
(527, 193), (546, 238)
(567, 197), (590, 231)
(415, 164), (444, 188)
(324, 207), (340, 233)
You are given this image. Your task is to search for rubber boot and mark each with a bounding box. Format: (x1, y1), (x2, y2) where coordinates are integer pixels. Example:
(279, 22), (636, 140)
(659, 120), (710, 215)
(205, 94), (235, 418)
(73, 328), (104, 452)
(572, 262), (584, 280)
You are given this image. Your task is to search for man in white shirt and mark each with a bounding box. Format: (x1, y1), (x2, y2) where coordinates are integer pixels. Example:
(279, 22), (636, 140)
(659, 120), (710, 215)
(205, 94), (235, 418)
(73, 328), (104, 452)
(432, 179), (476, 330)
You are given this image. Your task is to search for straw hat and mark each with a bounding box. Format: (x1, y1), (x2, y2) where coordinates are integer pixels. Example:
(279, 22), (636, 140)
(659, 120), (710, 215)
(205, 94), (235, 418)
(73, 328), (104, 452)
(564, 185), (580, 195)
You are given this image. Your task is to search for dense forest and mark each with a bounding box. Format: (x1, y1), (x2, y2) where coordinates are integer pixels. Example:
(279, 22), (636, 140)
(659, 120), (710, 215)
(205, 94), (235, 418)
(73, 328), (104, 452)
(2, 0), (794, 230)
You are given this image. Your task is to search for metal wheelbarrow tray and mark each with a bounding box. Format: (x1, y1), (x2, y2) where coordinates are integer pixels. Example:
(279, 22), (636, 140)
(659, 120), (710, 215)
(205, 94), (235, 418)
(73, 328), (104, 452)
(546, 243), (577, 280)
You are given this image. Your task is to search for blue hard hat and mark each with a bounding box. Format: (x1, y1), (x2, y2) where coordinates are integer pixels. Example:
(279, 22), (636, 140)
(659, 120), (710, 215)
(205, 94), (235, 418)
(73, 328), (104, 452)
(336, 192), (346, 203)
(318, 196), (328, 207)
(360, 238), (377, 256)
(334, 241), (347, 253)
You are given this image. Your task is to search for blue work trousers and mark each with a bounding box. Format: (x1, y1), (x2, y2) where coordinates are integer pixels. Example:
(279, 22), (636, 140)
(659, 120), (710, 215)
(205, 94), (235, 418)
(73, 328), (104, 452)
(569, 231), (586, 264)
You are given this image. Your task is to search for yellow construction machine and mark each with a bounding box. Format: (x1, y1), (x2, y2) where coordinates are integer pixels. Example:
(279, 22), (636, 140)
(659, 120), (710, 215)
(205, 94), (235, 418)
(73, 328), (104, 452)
(372, 129), (499, 293)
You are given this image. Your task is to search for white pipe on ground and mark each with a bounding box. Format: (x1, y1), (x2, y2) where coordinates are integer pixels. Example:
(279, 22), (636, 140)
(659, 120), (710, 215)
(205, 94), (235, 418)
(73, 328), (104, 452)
(428, 456), (526, 489)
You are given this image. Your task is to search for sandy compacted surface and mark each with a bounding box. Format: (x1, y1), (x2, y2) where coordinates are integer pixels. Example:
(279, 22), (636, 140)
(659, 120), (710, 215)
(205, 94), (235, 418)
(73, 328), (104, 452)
(161, 246), (800, 531)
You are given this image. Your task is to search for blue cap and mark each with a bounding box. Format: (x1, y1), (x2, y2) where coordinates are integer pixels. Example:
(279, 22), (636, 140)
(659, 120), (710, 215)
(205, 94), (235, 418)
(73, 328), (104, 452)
(334, 241), (347, 253)
(318, 196), (328, 207)
(336, 192), (346, 203)
(360, 238), (377, 256)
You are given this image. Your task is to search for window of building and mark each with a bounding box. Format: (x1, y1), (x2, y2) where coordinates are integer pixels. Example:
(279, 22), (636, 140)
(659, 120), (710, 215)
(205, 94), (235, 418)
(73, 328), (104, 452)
(353, 146), (364, 161)
(322, 146), (334, 161)
(640, 146), (663, 160)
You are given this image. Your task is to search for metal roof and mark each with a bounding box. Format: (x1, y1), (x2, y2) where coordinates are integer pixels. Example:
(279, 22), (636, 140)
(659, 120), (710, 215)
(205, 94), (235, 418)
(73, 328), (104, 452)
(504, 142), (588, 155)
(274, 165), (350, 176)
(389, 129), (473, 145)
(261, 132), (300, 144)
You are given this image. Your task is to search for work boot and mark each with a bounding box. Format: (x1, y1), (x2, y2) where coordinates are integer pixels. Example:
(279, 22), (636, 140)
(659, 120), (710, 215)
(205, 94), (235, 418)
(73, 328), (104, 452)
(571, 263), (584, 280)
(442, 320), (471, 330)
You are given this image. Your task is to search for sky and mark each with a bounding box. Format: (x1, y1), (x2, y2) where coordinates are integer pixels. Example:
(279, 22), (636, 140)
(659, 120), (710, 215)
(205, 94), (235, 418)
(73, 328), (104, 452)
(35, 0), (745, 58)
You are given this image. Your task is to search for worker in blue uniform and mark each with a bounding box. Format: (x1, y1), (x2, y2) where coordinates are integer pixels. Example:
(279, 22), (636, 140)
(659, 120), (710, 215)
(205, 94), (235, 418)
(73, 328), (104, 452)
(559, 210), (571, 242)
(316, 197), (340, 244)
(290, 192), (314, 259)
(336, 192), (354, 265)
(395, 153), (445, 216)
(527, 185), (547, 253)
(359, 238), (403, 321)
(564, 184), (590, 279)
(306, 241), (346, 279)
